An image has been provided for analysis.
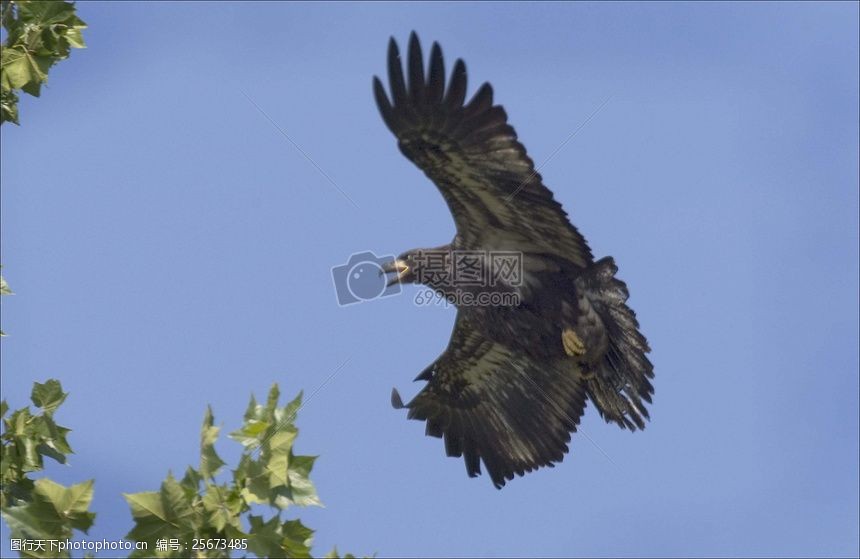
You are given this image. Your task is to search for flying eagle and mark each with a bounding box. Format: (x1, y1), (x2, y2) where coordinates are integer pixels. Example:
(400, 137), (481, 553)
(375, 33), (653, 488)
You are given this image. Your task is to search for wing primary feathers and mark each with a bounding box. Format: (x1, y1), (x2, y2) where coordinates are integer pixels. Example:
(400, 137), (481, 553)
(374, 34), (596, 268)
(373, 76), (395, 131)
(427, 42), (445, 105)
(407, 31), (425, 106)
(426, 418), (444, 438)
(463, 440), (481, 477)
(444, 417), (464, 457)
(463, 82), (494, 118)
(444, 59), (467, 110)
(387, 37), (408, 108)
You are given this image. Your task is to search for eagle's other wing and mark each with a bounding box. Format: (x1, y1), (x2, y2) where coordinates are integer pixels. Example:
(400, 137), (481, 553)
(374, 33), (593, 266)
(393, 311), (588, 488)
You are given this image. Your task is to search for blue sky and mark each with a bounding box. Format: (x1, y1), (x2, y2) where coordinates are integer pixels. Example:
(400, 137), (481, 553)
(2, 2), (858, 557)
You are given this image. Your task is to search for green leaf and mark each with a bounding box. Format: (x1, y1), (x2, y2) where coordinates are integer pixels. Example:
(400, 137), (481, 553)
(2, 478), (36, 510)
(65, 27), (85, 49)
(46, 422), (73, 455)
(2, 499), (65, 544)
(242, 393), (258, 421)
(199, 406), (225, 480)
(117, 385), (361, 557)
(10, 406), (33, 435)
(246, 515), (313, 558)
(35, 478), (95, 532)
(287, 454), (322, 507)
(1, 46), (52, 94)
(0, 274), (12, 295)
(0, 96), (18, 125)
(0, 0), (86, 124)
(282, 390), (303, 424)
(124, 474), (195, 544)
(123, 491), (167, 541)
(228, 418), (270, 448)
(280, 519), (314, 558)
(1, 478), (94, 546)
(234, 454), (271, 506)
(17, 1), (80, 28)
(264, 383), (281, 417)
(201, 484), (243, 533)
(31, 379), (67, 414)
(0, 384), (100, 557)
(180, 465), (201, 494)
(36, 441), (66, 465)
(247, 514), (287, 559)
(263, 429), (296, 488)
(230, 385), (302, 450)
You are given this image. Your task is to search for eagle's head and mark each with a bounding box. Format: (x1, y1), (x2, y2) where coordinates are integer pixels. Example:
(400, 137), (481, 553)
(381, 247), (451, 288)
(381, 250), (419, 287)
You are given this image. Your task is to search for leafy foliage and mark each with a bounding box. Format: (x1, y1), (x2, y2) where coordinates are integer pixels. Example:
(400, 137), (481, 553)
(123, 384), (356, 559)
(2, 381), (360, 558)
(0, 380), (96, 558)
(0, 0), (87, 125)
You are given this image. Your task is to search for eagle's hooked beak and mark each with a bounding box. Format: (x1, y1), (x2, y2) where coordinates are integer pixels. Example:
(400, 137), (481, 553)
(381, 259), (411, 287)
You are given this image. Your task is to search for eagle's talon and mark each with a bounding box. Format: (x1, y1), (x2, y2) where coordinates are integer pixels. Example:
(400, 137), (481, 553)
(562, 328), (587, 357)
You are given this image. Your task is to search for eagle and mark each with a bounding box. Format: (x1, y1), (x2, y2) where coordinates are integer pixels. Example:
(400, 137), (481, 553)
(374, 33), (653, 488)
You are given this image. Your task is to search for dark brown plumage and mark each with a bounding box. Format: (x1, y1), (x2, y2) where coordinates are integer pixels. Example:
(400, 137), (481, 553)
(375, 32), (653, 488)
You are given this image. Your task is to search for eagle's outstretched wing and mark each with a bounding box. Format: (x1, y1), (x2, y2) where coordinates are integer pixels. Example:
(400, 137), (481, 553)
(392, 312), (588, 488)
(373, 33), (592, 267)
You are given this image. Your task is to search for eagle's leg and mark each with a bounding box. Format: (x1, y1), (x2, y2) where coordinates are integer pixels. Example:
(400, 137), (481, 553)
(563, 328), (599, 380)
(562, 328), (586, 357)
(563, 329), (598, 380)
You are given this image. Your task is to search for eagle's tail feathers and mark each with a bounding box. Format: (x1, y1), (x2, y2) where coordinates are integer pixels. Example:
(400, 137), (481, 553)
(578, 257), (654, 431)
